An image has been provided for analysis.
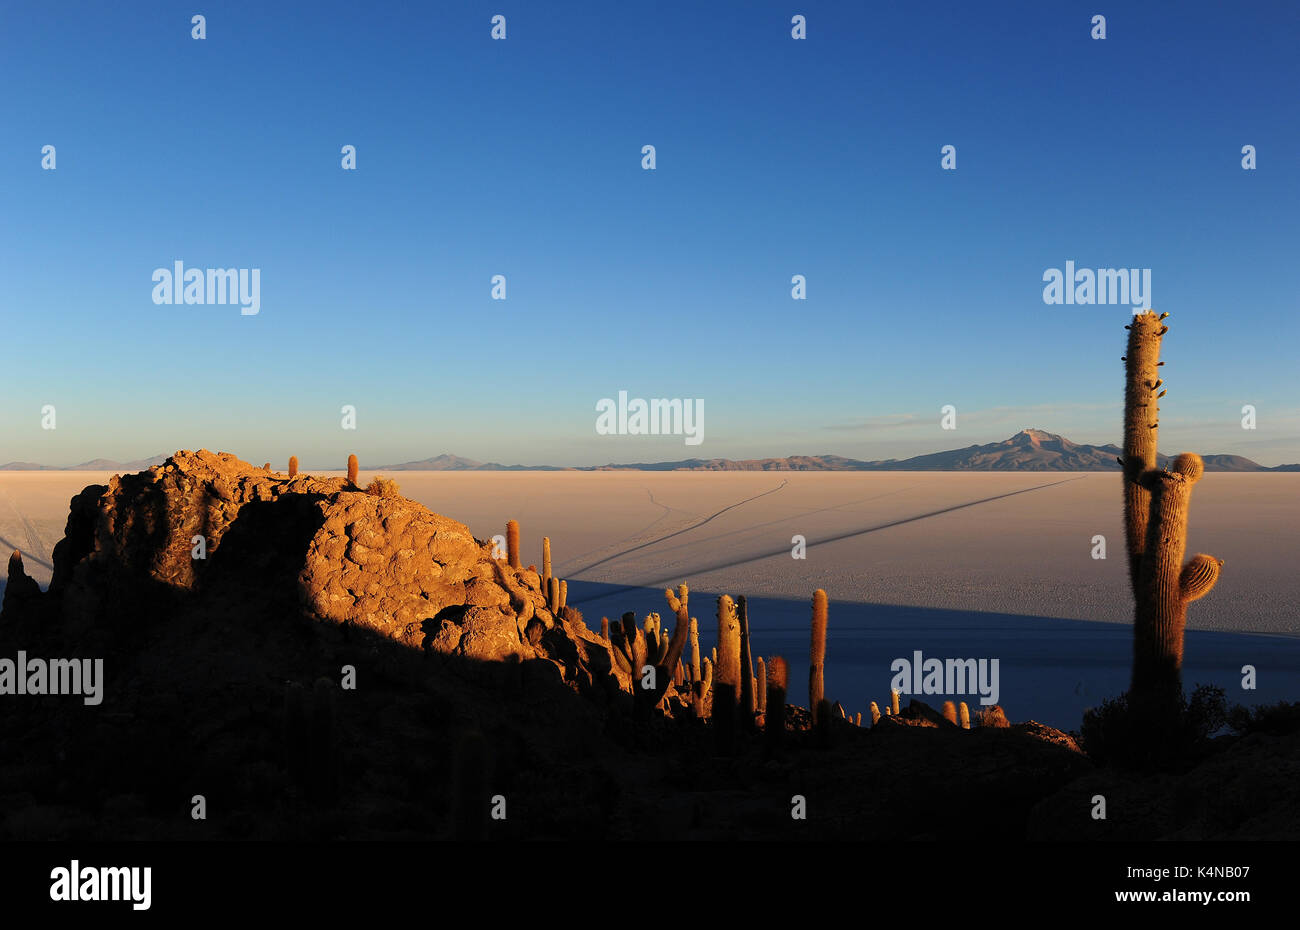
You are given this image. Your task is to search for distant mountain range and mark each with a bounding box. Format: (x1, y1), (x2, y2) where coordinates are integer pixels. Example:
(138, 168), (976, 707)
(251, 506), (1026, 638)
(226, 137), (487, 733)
(383, 429), (1298, 471)
(379, 453), (569, 472)
(4, 432), (1296, 472)
(0, 455), (170, 472)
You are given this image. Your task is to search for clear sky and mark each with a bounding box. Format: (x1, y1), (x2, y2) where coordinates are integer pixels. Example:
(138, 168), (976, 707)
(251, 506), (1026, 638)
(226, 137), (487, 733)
(2, 0), (1297, 468)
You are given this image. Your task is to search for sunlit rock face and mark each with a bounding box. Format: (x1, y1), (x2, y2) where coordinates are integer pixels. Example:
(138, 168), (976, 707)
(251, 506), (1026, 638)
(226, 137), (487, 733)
(19, 450), (620, 696)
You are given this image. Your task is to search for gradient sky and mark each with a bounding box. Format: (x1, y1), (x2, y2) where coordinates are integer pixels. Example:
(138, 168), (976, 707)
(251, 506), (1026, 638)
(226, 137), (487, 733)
(2, 0), (1297, 467)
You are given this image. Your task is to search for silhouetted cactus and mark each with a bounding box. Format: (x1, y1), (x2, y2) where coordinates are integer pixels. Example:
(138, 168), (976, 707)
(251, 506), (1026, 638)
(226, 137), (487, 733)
(506, 519), (520, 569)
(714, 595), (741, 729)
(738, 596), (757, 726)
(809, 589), (828, 724)
(347, 454), (358, 486)
(1121, 312), (1223, 712)
(765, 656), (787, 757)
(288, 455), (299, 478)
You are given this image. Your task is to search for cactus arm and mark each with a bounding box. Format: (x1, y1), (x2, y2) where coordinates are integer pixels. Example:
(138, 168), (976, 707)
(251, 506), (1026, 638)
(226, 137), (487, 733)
(1180, 554), (1223, 603)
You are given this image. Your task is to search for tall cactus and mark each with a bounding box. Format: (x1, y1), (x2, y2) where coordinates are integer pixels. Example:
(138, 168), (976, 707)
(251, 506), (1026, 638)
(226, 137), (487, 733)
(738, 595), (757, 725)
(765, 656), (787, 757)
(714, 596), (741, 720)
(288, 455), (299, 478)
(541, 536), (552, 594)
(506, 519), (520, 569)
(347, 454), (358, 486)
(1121, 312), (1223, 710)
(688, 616), (701, 683)
(809, 589), (828, 724)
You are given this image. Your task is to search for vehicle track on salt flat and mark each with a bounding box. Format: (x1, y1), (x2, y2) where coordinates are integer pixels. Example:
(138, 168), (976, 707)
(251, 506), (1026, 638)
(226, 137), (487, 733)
(570, 476), (1087, 605)
(0, 485), (54, 570)
(564, 479), (790, 577)
(620, 485), (919, 564)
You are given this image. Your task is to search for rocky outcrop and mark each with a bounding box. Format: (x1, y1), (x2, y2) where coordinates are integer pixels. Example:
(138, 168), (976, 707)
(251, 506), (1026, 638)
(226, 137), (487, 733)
(10, 450), (624, 701)
(1, 551), (40, 614)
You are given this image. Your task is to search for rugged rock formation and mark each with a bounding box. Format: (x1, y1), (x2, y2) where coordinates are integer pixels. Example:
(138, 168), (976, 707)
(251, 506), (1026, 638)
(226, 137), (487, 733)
(14, 450), (629, 702)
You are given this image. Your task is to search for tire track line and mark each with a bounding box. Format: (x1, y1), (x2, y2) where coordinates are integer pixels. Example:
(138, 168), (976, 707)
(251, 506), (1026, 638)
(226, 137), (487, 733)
(566, 479), (789, 577)
(571, 476), (1087, 605)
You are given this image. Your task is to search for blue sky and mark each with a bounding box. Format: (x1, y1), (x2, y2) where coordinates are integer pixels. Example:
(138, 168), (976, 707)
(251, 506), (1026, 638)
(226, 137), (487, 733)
(2, 0), (1297, 467)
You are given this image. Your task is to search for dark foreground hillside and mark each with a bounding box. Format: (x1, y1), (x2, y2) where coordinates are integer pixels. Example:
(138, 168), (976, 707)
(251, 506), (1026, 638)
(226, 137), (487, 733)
(0, 452), (1295, 840)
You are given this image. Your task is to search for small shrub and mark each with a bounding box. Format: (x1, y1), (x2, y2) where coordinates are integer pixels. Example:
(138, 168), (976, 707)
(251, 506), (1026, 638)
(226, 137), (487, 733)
(364, 476), (401, 498)
(1080, 683), (1227, 769)
(977, 704), (1010, 728)
(559, 605), (584, 625)
(1227, 700), (1300, 736)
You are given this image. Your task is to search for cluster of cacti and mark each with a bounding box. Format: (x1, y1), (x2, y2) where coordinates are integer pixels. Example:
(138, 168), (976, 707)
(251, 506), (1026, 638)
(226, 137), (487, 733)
(1120, 311), (1222, 714)
(484, 517), (873, 744)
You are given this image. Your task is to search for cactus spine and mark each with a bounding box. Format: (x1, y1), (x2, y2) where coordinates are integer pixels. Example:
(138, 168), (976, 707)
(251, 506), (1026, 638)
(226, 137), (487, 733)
(809, 589), (828, 724)
(288, 455), (299, 478)
(1121, 312), (1222, 710)
(346, 454), (358, 486)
